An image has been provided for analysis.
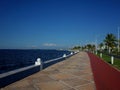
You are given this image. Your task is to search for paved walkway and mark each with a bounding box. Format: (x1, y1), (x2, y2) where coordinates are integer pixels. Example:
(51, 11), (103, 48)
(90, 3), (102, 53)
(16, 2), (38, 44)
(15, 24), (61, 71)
(1, 52), (96, 90)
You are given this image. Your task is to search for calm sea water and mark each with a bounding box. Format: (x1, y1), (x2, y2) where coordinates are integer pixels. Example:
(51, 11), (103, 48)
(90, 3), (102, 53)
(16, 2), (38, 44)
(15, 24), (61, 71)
(0, 49), (70, 74)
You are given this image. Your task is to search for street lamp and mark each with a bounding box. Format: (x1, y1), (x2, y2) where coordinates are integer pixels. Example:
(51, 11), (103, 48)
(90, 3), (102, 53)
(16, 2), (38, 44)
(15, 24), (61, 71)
(95, 38), (98, 54)
(118, 27), (120, 53)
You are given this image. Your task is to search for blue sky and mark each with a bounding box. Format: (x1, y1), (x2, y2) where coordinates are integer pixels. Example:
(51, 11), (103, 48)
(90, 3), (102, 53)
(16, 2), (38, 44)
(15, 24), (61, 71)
(0, 0), (120, 49)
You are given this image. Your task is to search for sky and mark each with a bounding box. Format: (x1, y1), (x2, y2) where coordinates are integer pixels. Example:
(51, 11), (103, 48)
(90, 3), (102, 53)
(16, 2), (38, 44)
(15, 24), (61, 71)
(0, 0), (120, 49)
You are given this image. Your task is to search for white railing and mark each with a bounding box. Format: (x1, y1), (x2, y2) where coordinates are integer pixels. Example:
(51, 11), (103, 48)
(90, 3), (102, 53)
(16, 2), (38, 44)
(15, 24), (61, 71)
(0, 51), (78, 78)
(0, 51), (79, 88)
(43, 51), (75, 64)
(0, 65), (39, 78)
(38, 51), (79, 70)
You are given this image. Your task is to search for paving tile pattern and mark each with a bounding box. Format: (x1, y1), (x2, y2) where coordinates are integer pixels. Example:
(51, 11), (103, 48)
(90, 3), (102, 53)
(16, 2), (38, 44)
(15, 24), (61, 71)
(1, 52), (96, 90)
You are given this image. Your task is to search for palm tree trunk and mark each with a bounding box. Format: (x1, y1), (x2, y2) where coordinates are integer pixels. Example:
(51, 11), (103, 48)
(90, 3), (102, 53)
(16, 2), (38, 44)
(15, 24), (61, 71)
(109, 47), (111, 54)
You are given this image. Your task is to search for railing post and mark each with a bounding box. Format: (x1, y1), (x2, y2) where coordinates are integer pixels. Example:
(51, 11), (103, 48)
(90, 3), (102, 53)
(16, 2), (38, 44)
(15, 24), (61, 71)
(71, 52), (73, 55)
(63, 54), (67, 58)
(111, 56), (114, 64)
(35, 58), (43, 70)
(100, 53), (102, 58)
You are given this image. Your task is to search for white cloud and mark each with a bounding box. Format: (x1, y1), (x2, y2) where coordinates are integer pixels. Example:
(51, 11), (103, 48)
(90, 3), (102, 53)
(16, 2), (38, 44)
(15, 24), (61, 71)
(26, 45), (38, 49)
(31, 45), (37, 48)
(43, 43), (57, 47)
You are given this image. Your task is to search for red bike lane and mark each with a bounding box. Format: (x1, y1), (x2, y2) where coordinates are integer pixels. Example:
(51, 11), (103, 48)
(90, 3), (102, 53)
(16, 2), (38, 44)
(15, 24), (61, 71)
(88, 52), (120, 90)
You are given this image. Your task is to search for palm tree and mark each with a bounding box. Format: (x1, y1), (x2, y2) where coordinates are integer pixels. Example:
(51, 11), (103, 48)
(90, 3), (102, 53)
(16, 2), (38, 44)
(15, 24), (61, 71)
(72, 46), (81, 50)
(91, 44), (96, 53)
(104, 33), (117, 53)
(86, 44), (95, 52)
(86, 44), (92, 51)
(99, 43), (104, 51)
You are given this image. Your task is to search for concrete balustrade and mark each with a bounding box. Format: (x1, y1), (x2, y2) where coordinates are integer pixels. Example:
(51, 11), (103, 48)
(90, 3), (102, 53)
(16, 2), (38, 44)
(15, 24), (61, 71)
(0, 65), (40, 88)
(0, 51), (78, 88)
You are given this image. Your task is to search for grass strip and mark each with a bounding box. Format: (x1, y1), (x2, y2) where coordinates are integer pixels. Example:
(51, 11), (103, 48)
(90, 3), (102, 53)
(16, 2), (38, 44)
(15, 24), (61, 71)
(97, 53), (120, 70)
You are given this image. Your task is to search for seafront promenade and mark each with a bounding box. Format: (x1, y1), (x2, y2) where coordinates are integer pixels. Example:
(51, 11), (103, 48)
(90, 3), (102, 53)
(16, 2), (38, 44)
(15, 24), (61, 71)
(1, 52), (96, 90)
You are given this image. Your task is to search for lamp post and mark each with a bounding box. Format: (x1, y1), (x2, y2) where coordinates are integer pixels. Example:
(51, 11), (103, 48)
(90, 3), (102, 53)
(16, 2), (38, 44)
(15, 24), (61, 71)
(95, 36), (98, 55)
(118, 27), (120, 53)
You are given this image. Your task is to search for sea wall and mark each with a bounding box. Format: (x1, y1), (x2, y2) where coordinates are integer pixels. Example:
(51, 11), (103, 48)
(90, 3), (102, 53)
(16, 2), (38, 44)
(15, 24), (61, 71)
(0, 51), (77, 88)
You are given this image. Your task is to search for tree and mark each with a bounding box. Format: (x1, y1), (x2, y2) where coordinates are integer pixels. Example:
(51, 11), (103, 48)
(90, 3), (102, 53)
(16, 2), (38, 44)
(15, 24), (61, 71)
(86, 44), (95, 52)
(72, 46), (81, 50)
(104, 33), (117, 53)
(99, 43), (104, 51)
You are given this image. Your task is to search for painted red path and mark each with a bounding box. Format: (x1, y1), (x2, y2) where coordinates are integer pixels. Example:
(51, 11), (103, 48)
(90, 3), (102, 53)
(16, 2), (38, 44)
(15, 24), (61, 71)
(88, 52), (120, 90)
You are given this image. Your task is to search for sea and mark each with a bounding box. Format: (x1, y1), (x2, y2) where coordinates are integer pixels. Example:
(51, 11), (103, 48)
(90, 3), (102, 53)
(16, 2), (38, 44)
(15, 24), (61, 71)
(0, 49), (71, 74)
